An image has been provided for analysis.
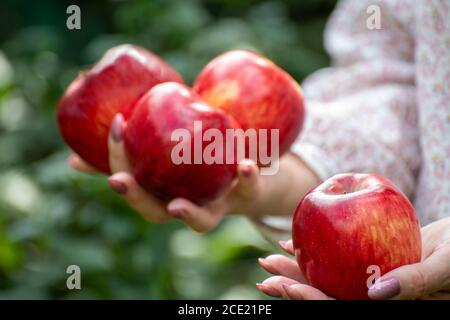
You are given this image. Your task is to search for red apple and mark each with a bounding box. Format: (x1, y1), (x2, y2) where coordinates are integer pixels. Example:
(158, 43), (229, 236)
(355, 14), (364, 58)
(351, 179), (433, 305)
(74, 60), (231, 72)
(57, 44), (183, 173)
(193, 50), (304, 160)
(123, 82), (239, 205)
(292, 173), (421, 300)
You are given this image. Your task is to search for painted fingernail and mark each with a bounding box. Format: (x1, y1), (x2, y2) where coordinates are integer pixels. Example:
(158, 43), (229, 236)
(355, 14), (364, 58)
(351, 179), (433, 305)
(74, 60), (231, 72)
(108, 178), (127, 195)
(242, 166), (253, 178)
(168, 209), (187, 220)
(258, 258), (279, 275)
(111, 114), (124, 142)
(68, 155), (78, 168)
(368, 278), (400, 300)
(278, 240), (290, 252)
(282, 284), (303, 300)
(256, 283), (281, 298)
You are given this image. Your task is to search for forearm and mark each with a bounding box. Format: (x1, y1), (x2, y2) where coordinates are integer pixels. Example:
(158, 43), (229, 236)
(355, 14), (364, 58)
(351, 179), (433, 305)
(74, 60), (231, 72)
(246, 153), (320, 217)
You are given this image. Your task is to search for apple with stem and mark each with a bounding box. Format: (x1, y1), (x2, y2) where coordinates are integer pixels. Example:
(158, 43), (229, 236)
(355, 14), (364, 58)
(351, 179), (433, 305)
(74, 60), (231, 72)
(292, 173), (422, 300)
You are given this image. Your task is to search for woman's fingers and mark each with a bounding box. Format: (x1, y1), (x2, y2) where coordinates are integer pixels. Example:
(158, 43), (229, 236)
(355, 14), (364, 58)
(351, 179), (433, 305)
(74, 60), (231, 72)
(167, 198), (225, 233)
(368, 247), (450, 300)
(234, 160), (261, 197)
(255, 283), (283, 298)
(106, 112), (227, 231)
(256, 276), (300, 299)
(258, 254), (307, 283)
(107, 113), (170, 223)
(108, 113), (132, 173)
(226, 160), (261, 214)
(257, 276), (332, 300)
(257, 244), (327, 300)
(164, 160), (261, 232)
(68, 154), (99, 174)
(369, 219), (450, 300)
(278, 240), (295, 255)
(283, 283), (334, 300)
(108, 172), (171, 224)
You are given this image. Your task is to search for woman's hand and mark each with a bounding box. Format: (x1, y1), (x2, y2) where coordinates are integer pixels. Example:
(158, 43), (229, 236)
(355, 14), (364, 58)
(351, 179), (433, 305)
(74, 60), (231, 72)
(368, 217), (450, 299)
(68, 113), (319, 232)
(256, 239), (335, 299)
(257, 217), (450, 300)
(68, 114), (265, 233)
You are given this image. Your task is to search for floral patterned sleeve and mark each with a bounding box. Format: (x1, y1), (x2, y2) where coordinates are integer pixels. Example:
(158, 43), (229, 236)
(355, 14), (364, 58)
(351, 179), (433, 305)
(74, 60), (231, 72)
(257, 0), (449, 239)
(293, 0), (450, 227)
(293, 0), (420, 198)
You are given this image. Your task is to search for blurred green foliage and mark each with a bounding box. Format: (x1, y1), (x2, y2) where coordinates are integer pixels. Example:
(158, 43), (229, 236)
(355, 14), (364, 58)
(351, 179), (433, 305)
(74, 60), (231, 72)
(0, 0), (335, 299)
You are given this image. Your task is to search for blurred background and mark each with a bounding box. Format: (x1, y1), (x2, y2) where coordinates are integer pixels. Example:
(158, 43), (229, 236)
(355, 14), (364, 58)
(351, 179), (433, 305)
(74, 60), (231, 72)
(0, 0), (336, 299)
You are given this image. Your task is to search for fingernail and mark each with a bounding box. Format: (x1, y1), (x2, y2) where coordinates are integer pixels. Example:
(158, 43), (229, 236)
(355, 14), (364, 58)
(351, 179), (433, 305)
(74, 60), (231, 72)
(168, 209), (187, 220)
(67, 155), (77, 168)
(256, 283), (281, 298)
(111, 114), (124, 142)
(278, 240), (290, 252)
(368, 277), (400, 300)
(242, 166), (253, 178)
(108, 178), (127, 194)
(258, 258), (279, 275)
(282, 284), (303, 300)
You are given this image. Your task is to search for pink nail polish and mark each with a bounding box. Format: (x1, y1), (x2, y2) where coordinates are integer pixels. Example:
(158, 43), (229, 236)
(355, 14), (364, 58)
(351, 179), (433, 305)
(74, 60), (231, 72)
(111, 114), (124, 142)
(258, 258), (279, 275)
(278, 240), (291, 252)
(368, 278), (400, 300)
(169, 209), (186, 220)
(68, 155), (78, 168)
(256, 283), (281, 298)
(108, 178), (127, 194)
(242, 166), (252, 178)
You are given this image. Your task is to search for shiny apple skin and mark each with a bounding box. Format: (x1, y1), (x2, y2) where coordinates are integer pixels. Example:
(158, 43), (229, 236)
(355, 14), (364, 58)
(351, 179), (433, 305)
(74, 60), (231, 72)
(193, 50), (304, 158)
(292, 173), (421, 300)
(57, 44), (183, 174)
(123, 82), (239, 205)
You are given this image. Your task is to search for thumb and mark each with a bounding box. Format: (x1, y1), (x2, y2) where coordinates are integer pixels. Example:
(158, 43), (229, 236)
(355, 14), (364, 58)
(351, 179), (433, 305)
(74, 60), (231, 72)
(108, 113), (132, 173)
(234, 159), (260, 198)
(167, 198), (225, 233)
(368, 251), (450, 299)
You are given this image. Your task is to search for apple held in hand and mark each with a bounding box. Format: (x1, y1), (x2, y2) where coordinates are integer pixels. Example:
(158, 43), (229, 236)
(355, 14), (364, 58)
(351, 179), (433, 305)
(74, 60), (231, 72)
(123, 82), (239, 205)
(292, 173), (421, 300)
(193, 50), (304, 159)
(57, 44), (183, 173)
